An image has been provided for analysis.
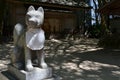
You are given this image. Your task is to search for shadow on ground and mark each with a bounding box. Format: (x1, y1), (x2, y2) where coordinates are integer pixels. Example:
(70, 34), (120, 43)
(45, 39), (120, 80)
(0, 39), (120, 80)
(0, 42), (12, 72)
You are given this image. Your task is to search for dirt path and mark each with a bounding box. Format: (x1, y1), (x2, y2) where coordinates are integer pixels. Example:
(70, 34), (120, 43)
(0, 38), (120, 80)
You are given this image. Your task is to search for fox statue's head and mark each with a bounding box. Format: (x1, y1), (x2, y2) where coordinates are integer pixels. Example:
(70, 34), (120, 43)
(26, 5), (44, 28)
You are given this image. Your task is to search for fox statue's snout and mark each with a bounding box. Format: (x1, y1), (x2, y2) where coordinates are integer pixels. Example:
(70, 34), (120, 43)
(26, 6), (44, 28)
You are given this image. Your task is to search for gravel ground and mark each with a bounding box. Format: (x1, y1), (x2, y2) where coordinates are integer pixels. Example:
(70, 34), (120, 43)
(0, 38), (120, 80)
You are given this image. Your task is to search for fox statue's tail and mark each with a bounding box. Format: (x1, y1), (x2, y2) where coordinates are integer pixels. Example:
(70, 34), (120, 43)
(14, 23), (25, 47)
(11, 23), (25, 69)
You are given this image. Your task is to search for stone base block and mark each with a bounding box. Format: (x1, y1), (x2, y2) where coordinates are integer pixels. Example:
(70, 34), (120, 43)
(8, 65), (57, 80)
(0, 72), (9, 80)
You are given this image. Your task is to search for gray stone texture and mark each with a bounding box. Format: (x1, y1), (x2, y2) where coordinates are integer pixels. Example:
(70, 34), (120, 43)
(8, 65), (57, 80)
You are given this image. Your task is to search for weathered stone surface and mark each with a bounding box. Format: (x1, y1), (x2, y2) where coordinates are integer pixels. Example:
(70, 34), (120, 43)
(9, 5), (59, 80)
(8, 65), (57, 80)
(0, 72), (9, 80)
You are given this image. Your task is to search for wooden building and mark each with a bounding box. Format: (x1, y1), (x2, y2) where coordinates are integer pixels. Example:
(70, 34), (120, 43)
(99, 0), (120, 34)
(99, 0), (120, 15)
(3, 0), (91, 38)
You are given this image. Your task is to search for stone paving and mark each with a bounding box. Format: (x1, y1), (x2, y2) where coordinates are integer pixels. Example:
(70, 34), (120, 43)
(0, 38), (120, 80)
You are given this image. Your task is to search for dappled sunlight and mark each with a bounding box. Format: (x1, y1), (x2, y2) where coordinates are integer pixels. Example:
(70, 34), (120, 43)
(0, 38), (120, 79)
(0, 43), (13, 59)
(61, 62), (78, 70)
(79, 60), (119, 71)
(112, 71), (120, 76)
(0, 42), (13, 72)
(45, 38), (100, 54)
(0, 60), (10, 71)
(45, 38), (120, 79)
(79, 60), (102, 71)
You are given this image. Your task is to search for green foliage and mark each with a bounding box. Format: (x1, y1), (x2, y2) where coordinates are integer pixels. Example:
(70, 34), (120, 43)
(98, 33), (120, 49)
(89, 24), (102, 38)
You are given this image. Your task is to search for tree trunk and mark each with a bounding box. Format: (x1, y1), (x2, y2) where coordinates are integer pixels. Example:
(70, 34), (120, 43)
(97, 0), (109, 35)
(93, 0), (99, 25)
(0, 0), (5, 41)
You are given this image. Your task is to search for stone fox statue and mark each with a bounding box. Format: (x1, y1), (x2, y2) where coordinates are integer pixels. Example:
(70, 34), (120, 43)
(12, 6), (48, 71)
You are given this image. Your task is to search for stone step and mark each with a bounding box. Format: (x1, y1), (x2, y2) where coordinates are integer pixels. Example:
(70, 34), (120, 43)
(0, 71), (18, 80)
(8, 65), (60, 80)
(0, 72), (9, 80)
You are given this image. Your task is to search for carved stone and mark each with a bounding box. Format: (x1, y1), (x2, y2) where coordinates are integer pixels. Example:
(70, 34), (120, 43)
(8, 65), (55, 80)
(9, 5), (58, 80)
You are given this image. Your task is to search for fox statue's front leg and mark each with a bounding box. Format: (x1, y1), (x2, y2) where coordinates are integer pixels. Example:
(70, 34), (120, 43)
(25, 48), (48, 71)
(37, 49), (48, 68)
(25, 47), (34, 71)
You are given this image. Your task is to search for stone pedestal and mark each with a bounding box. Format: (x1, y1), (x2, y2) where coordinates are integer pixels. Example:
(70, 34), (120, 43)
(8, 65), (58, 80)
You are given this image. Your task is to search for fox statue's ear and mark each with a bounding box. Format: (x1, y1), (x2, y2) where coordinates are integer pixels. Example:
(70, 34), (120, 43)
(28, 5), (35, 12)
(37, 7), (44, 13)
